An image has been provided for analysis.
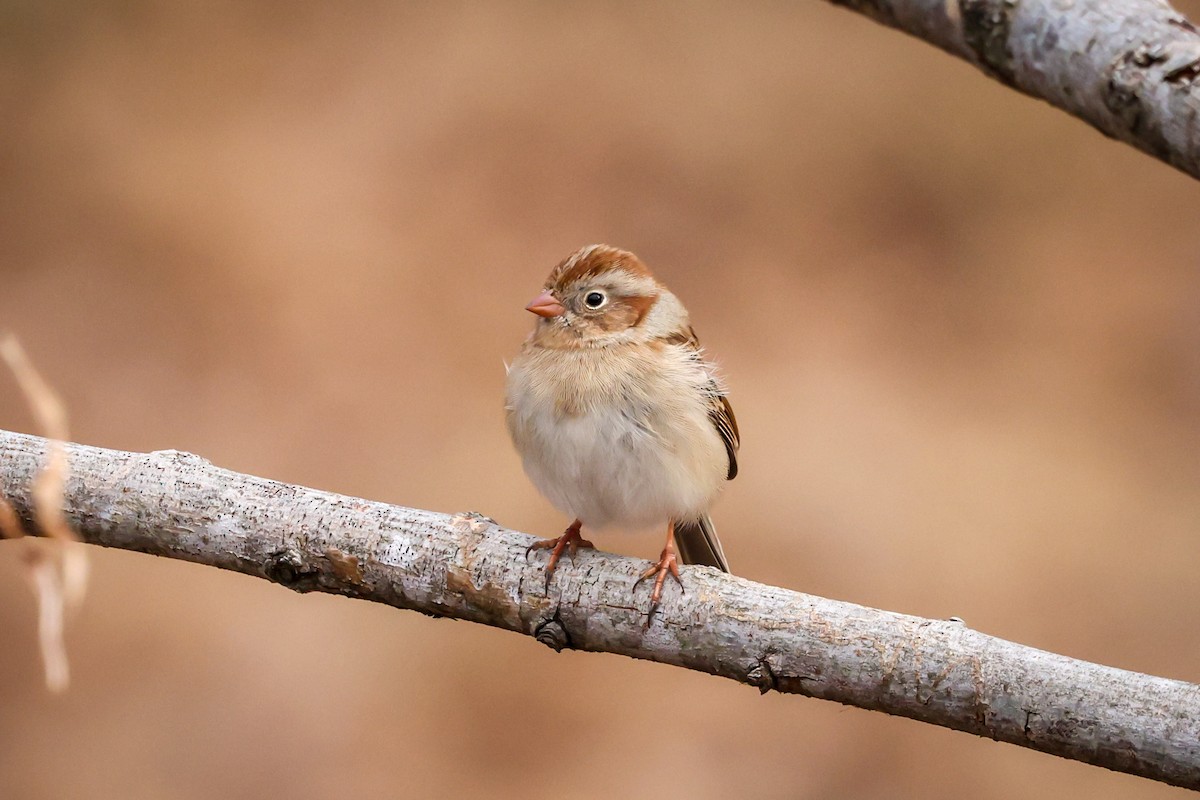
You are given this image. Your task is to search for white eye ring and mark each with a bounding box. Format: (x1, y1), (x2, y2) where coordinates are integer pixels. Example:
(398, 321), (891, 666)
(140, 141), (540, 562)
(584, 291), (606, 309)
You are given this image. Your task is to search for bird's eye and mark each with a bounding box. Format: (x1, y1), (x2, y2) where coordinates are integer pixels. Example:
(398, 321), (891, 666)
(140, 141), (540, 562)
(584, 291), (606, 309)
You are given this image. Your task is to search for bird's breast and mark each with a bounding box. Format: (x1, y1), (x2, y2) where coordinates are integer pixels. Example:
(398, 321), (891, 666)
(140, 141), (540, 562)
(505, 344), (727, 528)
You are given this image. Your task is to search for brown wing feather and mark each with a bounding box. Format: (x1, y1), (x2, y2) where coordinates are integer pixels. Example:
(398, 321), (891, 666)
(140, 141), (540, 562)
(710, 392), (739, 480)
(665, 326), (740, 481)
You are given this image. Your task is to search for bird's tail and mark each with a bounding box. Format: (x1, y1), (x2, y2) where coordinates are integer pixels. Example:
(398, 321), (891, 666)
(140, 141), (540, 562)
(674, 515), (730, 573)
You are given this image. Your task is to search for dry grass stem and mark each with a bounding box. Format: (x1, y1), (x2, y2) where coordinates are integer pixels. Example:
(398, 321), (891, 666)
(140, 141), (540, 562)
(25, 544), (70, 692)
(0, 333), (86, 691)
(0, 496), (22, 540)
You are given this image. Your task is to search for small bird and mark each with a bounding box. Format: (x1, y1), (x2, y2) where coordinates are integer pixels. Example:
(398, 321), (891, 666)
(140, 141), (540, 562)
(505, 244), (739, 614)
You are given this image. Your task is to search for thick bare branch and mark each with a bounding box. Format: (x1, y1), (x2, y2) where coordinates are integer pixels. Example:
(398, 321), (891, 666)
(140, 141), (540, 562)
(1, 429), (1197, 788)
(829, 0), (1200, 181)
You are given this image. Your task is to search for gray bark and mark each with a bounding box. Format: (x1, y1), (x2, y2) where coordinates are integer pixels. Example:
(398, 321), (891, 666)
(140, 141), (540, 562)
(1, 429), (1198, 789)
(829, 0), (1200, 181)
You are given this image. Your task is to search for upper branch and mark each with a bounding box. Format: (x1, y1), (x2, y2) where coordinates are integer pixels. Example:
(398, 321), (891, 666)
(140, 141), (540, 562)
(1, 429), (1198, 789)
(829, 0), (1200, 181)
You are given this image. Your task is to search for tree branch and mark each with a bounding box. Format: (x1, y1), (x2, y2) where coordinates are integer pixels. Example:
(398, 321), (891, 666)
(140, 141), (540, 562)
(1, 429), (1197, 789)
(829, 0), (1200, 181)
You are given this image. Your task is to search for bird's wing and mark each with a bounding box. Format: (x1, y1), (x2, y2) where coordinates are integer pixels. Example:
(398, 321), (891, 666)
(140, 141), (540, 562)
(667, 325), (740, 481)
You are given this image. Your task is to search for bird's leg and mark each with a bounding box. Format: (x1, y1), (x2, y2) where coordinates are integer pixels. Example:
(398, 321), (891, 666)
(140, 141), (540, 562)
(634, 521), (684, 619)
(525, 518), (594, 587)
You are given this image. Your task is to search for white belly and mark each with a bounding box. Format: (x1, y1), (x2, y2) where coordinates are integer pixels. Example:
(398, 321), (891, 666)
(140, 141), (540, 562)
(505, 347), (727, 529)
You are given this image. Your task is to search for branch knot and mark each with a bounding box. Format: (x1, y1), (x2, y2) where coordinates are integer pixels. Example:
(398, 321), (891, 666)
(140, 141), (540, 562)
(533, 616), (572, 652)
(264, 548), (320, 591)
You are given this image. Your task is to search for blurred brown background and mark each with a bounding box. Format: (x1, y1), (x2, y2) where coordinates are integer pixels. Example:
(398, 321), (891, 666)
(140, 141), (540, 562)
(2, 2), (1198, 798)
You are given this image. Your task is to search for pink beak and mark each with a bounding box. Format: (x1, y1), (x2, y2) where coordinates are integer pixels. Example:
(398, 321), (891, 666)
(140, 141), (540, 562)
(525, 290), (566, 318)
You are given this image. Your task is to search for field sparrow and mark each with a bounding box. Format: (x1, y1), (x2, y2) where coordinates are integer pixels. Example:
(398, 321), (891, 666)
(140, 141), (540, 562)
(505, 244), (739, 614)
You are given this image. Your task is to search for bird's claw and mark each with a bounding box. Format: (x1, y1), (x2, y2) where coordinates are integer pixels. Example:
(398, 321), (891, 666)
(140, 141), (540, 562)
(525, 521), (593, 588)
(634, 547), (683, 622)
